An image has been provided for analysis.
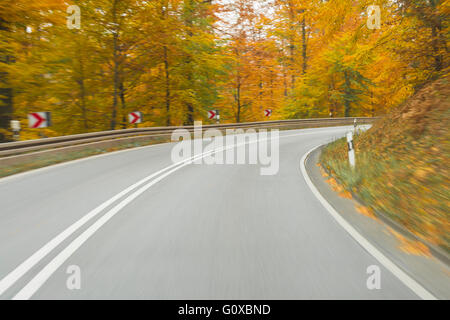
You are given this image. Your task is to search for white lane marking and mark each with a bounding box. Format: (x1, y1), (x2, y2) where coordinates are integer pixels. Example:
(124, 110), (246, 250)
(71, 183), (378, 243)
(13, 159), (196, 300)
(3, 127), (350, 299)
(13, 142), (253, 299)
(0, 151), (211, 297)
(300, 145), (437, 300)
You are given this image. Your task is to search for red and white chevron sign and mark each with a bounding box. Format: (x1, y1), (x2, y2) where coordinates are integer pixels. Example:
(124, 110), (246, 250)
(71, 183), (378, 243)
(264, 109), (272, 117)
(28, 112), (51, 128)
(208, 110), (218, 120)
(128, 112), (143, 124)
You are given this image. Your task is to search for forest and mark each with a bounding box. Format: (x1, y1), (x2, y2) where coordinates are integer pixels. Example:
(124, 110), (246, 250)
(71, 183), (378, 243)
(0, 0), (448, 141)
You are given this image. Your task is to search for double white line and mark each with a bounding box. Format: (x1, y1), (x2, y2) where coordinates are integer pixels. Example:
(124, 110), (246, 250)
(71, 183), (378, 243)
(0, 127), (360, 300)
(1, 149), (213, 299)
(0, 130), (313, 300)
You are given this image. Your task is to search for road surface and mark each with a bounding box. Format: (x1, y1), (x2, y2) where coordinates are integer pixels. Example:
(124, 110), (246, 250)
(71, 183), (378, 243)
(0, 126), (432, 299)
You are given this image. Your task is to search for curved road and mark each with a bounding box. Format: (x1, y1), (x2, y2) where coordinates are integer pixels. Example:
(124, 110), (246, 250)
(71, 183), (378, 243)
(0, 126), (424, 299)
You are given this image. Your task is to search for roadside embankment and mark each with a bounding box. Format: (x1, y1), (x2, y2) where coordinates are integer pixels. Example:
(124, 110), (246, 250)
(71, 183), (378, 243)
(320, 77), (450, 254)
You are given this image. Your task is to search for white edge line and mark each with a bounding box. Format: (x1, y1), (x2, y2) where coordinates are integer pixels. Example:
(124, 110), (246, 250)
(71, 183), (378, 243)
(0, 140), (175, 185)
(300, 144), (437, 300)
(3, 127), (351, 299)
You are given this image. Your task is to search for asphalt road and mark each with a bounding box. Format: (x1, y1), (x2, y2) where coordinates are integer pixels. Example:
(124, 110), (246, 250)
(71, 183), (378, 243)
(0, 126), (429, 299)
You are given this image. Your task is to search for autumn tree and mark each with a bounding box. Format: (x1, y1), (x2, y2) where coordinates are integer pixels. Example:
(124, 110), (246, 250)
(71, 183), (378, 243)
(0, 0), (66, 140)
(0, 0), (447, 139)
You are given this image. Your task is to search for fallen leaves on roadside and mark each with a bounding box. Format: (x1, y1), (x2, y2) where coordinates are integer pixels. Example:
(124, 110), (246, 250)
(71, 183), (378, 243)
(326, 177), (344, 193)
(356, 205), (378, 220)
(318, 164), (329, 178)
(319, 76), (450, 253)
(387, 227), (431, 257)
(339, 191), (353, 199)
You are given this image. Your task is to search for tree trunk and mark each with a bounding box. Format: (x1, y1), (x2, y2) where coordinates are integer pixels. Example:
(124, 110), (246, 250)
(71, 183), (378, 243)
(78, 70), (88, 130)
(184, 52), (194, 126)
(161, 3), (171, 127)
(371, 91), (375, 117)
(429, 0), (444, 72)
(235, 73), (241, 123)
(431, 25), (443, 72)
(301, 13), (307, 74)
(270, 69), (274, 106)
(76, 47), (89, 130)
(288, 1), (296, 89)
(0, 17), (13, 142)
(344, 70), (351, 117)
(163, 46), (171, 126)
(110, 0), (119, 130)
(258, 62), (263, 111)
(120, 80), (127, 129)
(183, 0), (194, 126)
(283, 65), (288, 97)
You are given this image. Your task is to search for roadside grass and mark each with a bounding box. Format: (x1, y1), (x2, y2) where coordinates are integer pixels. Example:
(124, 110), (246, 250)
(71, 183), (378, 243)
(0, 137), (170, 179)
(320, 77), (450, 254)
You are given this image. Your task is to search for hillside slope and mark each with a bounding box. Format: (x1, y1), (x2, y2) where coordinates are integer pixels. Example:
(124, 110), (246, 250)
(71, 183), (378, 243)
(320, 76), (450, 253)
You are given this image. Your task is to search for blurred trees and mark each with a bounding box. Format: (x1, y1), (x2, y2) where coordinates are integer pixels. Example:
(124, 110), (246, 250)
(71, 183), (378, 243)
(282, 0), (448, 119)
(0, 0), (448, 140)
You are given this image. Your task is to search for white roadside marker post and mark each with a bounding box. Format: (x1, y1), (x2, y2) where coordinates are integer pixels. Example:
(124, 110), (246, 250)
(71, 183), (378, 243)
(10, 120), (21, 141)
(347, 131), (355, 168)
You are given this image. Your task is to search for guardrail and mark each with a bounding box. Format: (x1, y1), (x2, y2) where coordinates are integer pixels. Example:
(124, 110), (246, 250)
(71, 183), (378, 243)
(0, 117), (378, 165)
